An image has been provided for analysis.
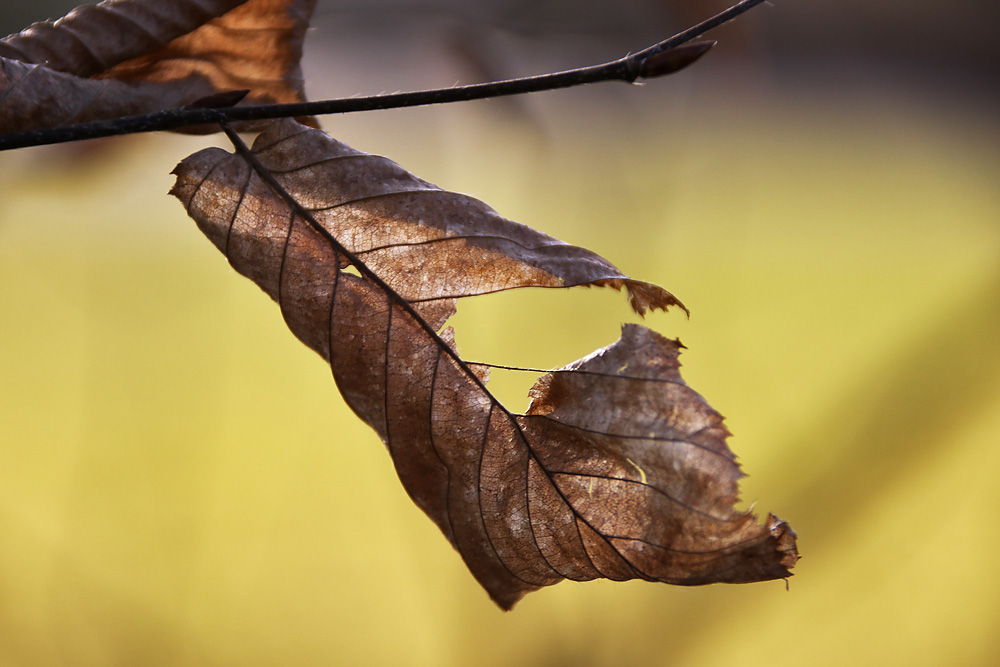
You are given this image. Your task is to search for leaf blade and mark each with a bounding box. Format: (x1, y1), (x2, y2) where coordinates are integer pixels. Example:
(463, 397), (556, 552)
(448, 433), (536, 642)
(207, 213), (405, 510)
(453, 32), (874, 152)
(0, 0), (315, 134)
(171, 118), (797, 609)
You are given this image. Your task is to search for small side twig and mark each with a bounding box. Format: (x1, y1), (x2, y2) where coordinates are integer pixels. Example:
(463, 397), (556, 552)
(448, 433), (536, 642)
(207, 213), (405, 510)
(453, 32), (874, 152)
(0, 0), (767, 152)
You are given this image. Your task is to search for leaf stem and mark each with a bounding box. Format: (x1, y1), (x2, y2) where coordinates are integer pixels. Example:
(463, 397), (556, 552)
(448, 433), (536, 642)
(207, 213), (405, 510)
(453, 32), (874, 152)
(0, 0), (767, 152)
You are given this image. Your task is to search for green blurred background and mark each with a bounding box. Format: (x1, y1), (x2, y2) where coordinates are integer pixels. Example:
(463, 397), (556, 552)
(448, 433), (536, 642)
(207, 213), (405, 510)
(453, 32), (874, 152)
(1, 0), (998, 665)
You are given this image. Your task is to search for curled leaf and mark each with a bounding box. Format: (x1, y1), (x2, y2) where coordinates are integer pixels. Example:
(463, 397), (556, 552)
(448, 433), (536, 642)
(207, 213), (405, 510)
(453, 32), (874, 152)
(171, 118), (797, 608)
(0, 0), (315, 134)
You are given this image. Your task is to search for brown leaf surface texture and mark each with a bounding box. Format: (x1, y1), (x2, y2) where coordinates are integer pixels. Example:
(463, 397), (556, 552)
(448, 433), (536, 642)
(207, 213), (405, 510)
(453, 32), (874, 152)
(0, 0), (315, 134)
(171, 118), (797, 608)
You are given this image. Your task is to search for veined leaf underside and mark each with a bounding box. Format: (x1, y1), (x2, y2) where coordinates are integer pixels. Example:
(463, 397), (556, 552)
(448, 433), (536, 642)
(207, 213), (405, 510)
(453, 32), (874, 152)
(172, 118), (797, 609)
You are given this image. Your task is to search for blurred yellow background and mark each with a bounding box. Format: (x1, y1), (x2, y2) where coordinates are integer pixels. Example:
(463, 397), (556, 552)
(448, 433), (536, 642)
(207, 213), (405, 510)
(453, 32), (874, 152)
(2, 0), (999, 665)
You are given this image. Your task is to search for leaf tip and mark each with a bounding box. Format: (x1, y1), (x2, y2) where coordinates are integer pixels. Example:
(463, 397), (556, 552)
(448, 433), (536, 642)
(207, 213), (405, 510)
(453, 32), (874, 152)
(766, 513), (801, 575)
(624, 280), (689, 317)
(183, 89), (251, 110)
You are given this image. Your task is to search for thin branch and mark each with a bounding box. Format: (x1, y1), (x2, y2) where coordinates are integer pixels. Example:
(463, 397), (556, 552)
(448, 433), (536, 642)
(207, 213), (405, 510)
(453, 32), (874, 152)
(0, 0), (767, 152)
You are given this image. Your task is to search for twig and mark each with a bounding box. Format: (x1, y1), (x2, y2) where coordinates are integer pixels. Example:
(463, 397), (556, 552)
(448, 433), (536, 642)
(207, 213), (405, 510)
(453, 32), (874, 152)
(0, 0), (766, 151)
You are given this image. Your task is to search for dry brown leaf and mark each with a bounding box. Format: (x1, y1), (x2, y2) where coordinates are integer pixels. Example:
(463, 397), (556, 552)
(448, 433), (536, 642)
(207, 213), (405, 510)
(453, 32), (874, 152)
(0, 0), (315, 134)
(171, 118), (798, 608)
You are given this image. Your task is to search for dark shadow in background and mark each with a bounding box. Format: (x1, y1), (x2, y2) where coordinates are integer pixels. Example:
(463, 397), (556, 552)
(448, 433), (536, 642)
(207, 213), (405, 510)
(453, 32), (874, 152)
(6, 1), (997, 94)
